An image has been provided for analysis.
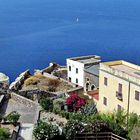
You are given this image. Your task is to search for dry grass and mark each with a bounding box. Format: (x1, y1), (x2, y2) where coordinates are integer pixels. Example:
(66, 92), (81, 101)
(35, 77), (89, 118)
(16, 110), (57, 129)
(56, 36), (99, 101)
(24, 76), (40, 86)
(48, 78), (60, 87)
(34, 74), (46, 79)
(23, 74), (72, 92)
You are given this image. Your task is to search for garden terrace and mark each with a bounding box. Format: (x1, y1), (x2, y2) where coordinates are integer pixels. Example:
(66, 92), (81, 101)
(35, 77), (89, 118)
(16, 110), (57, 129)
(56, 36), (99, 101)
(22, 74), (74, 93)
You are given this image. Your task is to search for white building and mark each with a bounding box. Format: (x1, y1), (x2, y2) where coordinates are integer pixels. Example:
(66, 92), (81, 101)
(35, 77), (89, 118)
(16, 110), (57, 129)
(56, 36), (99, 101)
(0, 72), (9, 85)
(67, 55), (101, 87)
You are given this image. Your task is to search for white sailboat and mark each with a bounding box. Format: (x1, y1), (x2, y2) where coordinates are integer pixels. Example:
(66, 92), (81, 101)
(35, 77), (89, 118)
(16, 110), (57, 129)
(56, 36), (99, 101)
(76, 18), (79, 22)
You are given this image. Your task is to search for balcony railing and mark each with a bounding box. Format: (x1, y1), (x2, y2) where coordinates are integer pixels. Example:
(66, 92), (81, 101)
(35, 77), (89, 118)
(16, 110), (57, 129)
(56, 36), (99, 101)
(116, 91), (123, 101)
(74, 132), (126, 140)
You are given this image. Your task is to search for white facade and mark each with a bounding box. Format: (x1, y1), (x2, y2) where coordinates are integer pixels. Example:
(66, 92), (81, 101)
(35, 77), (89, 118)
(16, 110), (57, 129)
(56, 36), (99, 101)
(0, 72), (9, 85)
(67, 59), (84, 87)
(67, 55), (101, 87)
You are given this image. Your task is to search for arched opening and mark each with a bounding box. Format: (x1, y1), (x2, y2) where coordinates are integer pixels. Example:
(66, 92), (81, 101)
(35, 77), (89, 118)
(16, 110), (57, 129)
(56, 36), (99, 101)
(86, 83), (89, 91)
(91, 85), (95, 90)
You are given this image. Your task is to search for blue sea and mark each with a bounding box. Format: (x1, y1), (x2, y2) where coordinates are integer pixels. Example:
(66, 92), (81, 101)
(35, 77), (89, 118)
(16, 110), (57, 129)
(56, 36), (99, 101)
(0, 0), (140, 81)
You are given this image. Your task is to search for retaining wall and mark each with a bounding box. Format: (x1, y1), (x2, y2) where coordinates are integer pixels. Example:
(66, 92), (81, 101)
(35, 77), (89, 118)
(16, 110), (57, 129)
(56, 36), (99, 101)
(11, 92), (39, 108)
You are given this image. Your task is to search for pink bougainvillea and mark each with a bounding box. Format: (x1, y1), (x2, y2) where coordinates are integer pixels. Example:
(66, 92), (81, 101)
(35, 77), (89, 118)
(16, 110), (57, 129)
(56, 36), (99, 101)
(66, 93), (86, 112)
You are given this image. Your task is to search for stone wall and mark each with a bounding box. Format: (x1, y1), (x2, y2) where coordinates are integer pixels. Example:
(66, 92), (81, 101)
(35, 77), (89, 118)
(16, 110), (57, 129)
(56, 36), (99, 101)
(67, 86), (84, 94)
(10, 92), (39, 108)
(42, 63), (59, 74)
(18, 89), (57, 101)
(9, 70), (30, 91)
(18, 87), (83, 101)
(84, 71), (99, 91)
(43, 72), (76, 87)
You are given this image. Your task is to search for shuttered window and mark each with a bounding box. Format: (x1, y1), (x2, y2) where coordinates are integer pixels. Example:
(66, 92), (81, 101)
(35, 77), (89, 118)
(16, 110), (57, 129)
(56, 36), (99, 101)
(118, 83), (122, 93)
(135, 91), (140, 101)
(104, 77), (108, 86)
(103, 97), (107, 106)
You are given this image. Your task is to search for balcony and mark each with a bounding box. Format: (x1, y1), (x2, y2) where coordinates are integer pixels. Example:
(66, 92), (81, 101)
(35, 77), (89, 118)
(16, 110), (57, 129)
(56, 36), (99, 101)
(116, 91), (123, 101)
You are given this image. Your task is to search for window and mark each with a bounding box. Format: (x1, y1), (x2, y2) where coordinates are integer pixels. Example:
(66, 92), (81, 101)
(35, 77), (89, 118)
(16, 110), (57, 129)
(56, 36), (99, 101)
(135, 90), (140, 101)
(76, 68), (78, 74)
(103, 97), (107, 106)
(76, 78), (78, 83)
(118, 83), (122, 93)
(86, 83), (89, 91)
(117, 105), (122, 111)
(91, 85), (95, 90)
(69, 66), (71, 71)
(104, 77), (108, 86)
(86, 78), (89, 81)
(69, 77), (71, 82)
(116, 83), (123, 100)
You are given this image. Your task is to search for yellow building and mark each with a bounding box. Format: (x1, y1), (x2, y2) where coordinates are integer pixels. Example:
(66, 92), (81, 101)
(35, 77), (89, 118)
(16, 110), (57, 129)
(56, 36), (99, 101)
(97, 60), (140, 115)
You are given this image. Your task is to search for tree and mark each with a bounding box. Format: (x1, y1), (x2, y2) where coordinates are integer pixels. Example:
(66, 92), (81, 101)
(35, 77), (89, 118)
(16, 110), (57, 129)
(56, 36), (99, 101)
(131, 126), (140, 140)
(98, 111), (128, 138)
(128, 113), (140, 138)
(66, 93), (86, 112)
(0, 127), (10, 140)
(6, 111), (20, 123)
(40, 98), (53, 111)
(86, 121), (111, 133)
(33, 120), (60, 140)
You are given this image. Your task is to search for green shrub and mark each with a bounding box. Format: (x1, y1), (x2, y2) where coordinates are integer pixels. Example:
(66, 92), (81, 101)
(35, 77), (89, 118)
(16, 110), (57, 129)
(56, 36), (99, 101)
(40, 98), (53, 111)
(33, 120), (60, 140)
(53, 107), (61, 115)
(128, 113), (140, 138)
(53, 98), (65, 111)
(6, 111), (20, 123)
(70, 112), (83, 121)
(63, 120), (84, 140)
(65, 112), (70, 120)
(61, 111), (68, 118)
(0, 127), (10, 140)
(81, 101), (97, 116)
(131, 126), (140, 140)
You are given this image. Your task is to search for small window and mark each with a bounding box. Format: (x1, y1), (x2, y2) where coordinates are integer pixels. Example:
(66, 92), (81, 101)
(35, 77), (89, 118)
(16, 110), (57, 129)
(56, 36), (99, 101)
(69, 77), (71, 82)
(117, 105), (122, 111)
(91, 85), (95, 90)
(103, 97), (107, 106)
(69, 66), (71, 71)
(76, 68), (78, 74)
(104, 77), (108, 86)
(118, 83), (122, 93)
(76, 78), (78, 83)
(135, 90), (140, 101)
(86, 83), (89, 91)
(86, 78), (89, 81)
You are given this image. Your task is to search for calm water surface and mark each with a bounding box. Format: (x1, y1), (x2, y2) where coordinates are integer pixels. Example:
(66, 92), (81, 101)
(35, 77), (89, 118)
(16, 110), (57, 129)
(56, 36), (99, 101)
(0, 0), (140, 81)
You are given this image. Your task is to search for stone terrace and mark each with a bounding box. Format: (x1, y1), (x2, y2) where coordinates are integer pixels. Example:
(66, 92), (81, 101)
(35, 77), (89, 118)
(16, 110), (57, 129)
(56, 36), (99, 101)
(0, 99), (39, 123)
